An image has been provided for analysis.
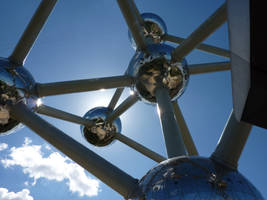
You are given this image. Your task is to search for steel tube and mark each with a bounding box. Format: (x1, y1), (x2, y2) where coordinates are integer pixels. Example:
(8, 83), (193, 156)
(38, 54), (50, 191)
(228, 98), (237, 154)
(188, 62), (230, 75)
(172, 101), (198, 156)
(117, 0), (147, 51)
(34, 75), (134, 97)
(171, 3), (227, 62)
(128, 0), (144, 26)
(211, 110), (252, 170)
(108, 88), (125, 110)
(115, 133), (166, 163)
(162, 34), (230, 58)
(106, 94), (139, 123)
(8, 102), (138, 198)
(155, 86), (187, 158)
(9, 0), (57, 65)
(36, 104), (94, 127)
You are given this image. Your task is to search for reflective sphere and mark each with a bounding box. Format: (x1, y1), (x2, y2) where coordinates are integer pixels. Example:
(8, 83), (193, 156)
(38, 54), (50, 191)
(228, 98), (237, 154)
(80, 107), (122, 147)
(129, 13), (167, 50)
(130, 157), (263, 200)
(0, 58), (37, 135)
(127, 44), (189, 104)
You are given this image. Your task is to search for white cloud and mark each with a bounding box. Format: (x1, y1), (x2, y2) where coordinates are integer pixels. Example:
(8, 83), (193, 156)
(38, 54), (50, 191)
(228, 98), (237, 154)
(44, 144), (51, 151)
(0, 143), (8, 151)
(1, 138), (100, 197)
(0, 188), (33, 200)
(23, 137), (32, 146)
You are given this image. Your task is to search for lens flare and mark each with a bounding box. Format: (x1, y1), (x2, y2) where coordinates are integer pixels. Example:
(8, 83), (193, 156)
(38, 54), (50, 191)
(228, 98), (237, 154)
(36, 99), (43, 107)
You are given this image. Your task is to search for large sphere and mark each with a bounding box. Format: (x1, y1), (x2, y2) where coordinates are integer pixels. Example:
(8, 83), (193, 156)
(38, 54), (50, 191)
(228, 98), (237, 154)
(80, 107), (122, 147)
(130, 157), (263, 200)
(129, 13), (167, 50)
(0, 58), (37, 135)
(127, 44), (189, 104)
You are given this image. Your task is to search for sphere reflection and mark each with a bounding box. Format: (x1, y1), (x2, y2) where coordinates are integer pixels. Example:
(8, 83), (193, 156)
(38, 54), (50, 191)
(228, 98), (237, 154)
(127, 44), (189, 104)
(129, 13), (167, 50)
(0, 58), (37, 135)
(80, 107), (121, 147)
(131, 157), (263, 200)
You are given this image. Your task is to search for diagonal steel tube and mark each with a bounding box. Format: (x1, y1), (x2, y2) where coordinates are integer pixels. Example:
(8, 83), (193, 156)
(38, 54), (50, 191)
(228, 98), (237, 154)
(8, 102), (138, 198)
(162, 34), (230, 58)
(211, 110), (252, 170)
(36, 104), (94, 127)
(128, 0), (144, 26)
(106, 94), (139, 123)
(33, 75), (134, 97)
(108, 88), (125, 110)
(171, 3), (227, 62)
(155, 86), (187, 158)
(108, 70), (129, 110)
(117, 0), (147, 51)
(115, 133), (166, 163)
(172, 101), (198, 156)
(188, 61), (230, 75)
(9, 0), (57, 65)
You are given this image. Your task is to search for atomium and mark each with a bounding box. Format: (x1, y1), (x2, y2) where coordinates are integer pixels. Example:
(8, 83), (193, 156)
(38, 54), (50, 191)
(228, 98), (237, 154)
(0, 58), (38, 135)
(127, 44), (189, 104)
(1, 0), (266, 200)
(131, 157), (264, 200)
(81, 107), (122, 146)
(129, 13), (167, 50)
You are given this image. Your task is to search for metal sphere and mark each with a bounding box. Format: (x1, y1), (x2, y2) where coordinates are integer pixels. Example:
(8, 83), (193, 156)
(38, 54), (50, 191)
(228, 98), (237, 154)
(80, 107), (122, 147)
(130, 156), (263, 200)
(127, 44), (189, 104)
(129, 13), (167, 50)
(0, 58), (37, 135)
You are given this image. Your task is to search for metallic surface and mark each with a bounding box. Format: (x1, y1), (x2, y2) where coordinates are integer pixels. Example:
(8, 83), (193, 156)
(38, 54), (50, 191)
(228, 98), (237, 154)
(81, 107), (122, 147)
(188, 61), (230, 75)
(155, 86), (187, 158)
(8, 101), (138, 198)
(227, 0), (250, 126)
(129, 13), (167, 50)
(9, 0), (57, 65)
(172, 101), (198, 156)
(0, 58), (37, 135)
(162, 34), (230, 58)
(211, 110), (252, 170)
(115, 133), (166, 163)
(131, 156), (263, 200)
(106, 94), (139, 123)
(128, 0), (144, 26)
(33, 75), (134, 97)
(127, 44), (189, 104)
(117, 0), (147, 51)
(36, 104), (94, 127)
(2, 1), (265, 199)
(227, 0), (267, 129)
(171, 3), (227, 62)
(108, 88), (125, 110)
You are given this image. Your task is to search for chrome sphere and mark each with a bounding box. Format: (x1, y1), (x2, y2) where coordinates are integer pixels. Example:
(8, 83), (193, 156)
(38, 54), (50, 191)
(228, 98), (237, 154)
(127, 44), (189, 104)
(130, 157), (263, 200)
(80, 107), (122, 147)
(0, 58), (37, 135)
(129, 13), (167, 50)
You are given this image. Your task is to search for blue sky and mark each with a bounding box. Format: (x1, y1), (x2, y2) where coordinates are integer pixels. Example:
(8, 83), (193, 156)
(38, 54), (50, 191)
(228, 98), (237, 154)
(0, 0), (266, 199)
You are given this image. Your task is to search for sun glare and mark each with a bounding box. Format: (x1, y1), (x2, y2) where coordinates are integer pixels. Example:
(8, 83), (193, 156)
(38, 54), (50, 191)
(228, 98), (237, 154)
(156, 104), (161, 115)
(36, 98), (43, 107)
(129, 90), (135, 95)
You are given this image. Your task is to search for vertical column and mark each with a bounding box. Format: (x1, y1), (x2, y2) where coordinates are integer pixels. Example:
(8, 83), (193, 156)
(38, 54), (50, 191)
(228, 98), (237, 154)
(155, 86), (187, 158)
